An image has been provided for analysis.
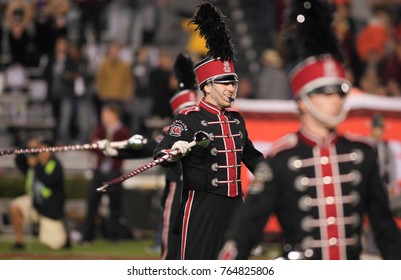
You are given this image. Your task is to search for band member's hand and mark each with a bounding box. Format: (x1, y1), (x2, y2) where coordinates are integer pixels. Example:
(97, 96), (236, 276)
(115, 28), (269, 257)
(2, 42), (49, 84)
(171, 140), (192, 157)
(97, 139), (118, 157)
(127, 134), (147, 149)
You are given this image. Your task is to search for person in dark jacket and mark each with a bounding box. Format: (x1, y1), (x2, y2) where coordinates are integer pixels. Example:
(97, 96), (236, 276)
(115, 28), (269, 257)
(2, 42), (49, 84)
(81, 103), (130, 243)
(57, 42), (90, 143)
(10, 138), (67, 250)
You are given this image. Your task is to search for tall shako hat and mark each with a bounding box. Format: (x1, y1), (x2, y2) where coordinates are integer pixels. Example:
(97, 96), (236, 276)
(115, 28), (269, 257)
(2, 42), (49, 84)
(190, 1), (238, 89)
(285, 0), (351, 98)
(170, 52), (198, 114)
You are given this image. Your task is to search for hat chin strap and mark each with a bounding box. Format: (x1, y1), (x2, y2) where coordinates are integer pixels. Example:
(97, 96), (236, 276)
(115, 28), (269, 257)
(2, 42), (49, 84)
(301, 94), (349, 128)
(207, 81), (237, 108)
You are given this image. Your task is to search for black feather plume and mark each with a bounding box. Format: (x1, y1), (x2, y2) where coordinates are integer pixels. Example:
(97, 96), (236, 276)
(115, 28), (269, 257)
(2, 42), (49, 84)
(284, 0), (344, 63)
(190, 1), (235, 61)
(174, 52), (198, 91)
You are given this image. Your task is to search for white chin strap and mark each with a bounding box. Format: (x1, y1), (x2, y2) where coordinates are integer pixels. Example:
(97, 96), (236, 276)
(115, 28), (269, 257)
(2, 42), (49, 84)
(207, 81), (237, 108)
(301, 94), (349, 128)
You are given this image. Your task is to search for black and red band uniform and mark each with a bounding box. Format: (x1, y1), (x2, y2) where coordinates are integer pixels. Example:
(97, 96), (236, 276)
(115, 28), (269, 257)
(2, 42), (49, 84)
(223, 127), (401, 260)
(154, 98), (264, 259)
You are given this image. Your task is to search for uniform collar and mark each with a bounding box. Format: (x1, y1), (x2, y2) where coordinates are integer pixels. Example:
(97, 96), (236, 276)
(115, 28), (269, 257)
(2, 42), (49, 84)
(199, 99), (225, 115)
(299, 126), (339, 147)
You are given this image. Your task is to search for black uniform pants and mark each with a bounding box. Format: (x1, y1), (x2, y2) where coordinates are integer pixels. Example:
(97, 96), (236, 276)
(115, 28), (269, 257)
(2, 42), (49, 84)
(161, 180), (182, 259)
(178, 190), (243, 259)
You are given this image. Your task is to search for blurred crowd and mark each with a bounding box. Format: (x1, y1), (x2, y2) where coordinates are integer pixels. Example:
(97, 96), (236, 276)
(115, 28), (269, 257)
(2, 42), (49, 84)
(0, 0), (400, 146)
(257, 0), (401, 99)
(0, 0), (192, 145)
(331, 0), (401, 98)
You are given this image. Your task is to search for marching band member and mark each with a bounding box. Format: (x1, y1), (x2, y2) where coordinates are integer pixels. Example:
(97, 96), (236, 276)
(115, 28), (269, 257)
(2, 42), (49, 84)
(154, 2), (264, 260)
(219, 0), (401, 260)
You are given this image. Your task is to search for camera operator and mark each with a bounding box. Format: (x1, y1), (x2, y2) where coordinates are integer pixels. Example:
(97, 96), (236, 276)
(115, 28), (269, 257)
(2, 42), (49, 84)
(9, 138), (68, 250)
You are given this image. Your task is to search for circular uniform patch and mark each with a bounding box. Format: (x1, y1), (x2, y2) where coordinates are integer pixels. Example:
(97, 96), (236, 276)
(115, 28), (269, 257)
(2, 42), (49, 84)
(168, 120), (188, 137)
(169, 124), (183, 137)
(169, 120), (188, 137)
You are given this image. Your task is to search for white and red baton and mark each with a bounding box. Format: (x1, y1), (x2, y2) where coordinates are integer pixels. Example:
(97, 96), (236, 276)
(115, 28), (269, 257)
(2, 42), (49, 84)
(96, 131), (212, 192)
(0, 135), (147, 156)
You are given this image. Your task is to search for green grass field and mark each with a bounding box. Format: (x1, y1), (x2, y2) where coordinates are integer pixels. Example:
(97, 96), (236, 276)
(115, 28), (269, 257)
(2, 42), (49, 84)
(0, 236), (281, 260)
(0, 237), (161, 260)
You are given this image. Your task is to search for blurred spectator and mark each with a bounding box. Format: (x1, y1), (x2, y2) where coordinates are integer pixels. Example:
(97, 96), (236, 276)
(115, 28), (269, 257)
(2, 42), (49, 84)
(371, 114), (398, 195)
(75, 0), (111, 46)
(364, 114), (400, 254)
(148, 47), (174, 123)
(255, 48), (290, 99)
(31, 0), (71, 59)
(58, 42), (91, 144)
(141, 0), (159, 46)
(356, 4), (392, 64)
(42, 36), (69, 141)
(131, 45), (152, 135)
(371, 112), (401, 213)
(50, 0), (71, 36)
(381, 25), (401, 96)
(6, 0), (39, 66)
(10, 138), (68, 250)
(370, 113), (401, 215)
(81, 103), (130, 243)
(356, 6), (390, 96)
(333, 1), (362, 82)
(95, 41), (134, 127)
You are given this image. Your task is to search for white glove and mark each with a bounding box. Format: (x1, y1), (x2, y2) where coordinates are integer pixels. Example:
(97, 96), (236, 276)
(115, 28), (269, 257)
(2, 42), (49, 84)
(127, 134), (147, 149)
(97, 139), (118, 157)
(171, 140), (192, 158)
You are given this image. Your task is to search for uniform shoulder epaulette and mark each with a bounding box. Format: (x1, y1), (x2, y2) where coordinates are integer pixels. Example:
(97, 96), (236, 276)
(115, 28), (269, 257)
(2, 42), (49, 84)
(268, 133), (299, 157)
(179, 105), (200, 115)
(343, 133), (375, 148)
